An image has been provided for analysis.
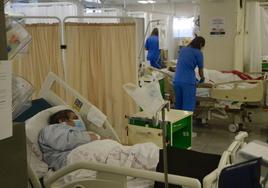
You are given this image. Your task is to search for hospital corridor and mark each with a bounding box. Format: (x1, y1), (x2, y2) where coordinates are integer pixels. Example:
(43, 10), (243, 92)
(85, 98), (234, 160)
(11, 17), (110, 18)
(1, 0), (268, 188)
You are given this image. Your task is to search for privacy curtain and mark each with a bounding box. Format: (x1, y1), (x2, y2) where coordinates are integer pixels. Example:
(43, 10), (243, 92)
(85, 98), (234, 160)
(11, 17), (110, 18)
(12, 24), (63, 97)
(244, 1), (262, 72)
(261, 7), (268, 57)
(65, 23), (137, 143)
(234, 0), (245, 71)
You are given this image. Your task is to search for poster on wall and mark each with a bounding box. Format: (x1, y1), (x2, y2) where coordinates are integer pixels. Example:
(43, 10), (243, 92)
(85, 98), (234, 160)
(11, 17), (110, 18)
(210, 17), (226, 36)
(0, 61), (12, 140)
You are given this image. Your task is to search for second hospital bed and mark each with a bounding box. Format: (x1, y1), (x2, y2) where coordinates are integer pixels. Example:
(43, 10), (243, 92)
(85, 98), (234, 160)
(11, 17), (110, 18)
(20, 72), (261, 188)
(151, 67), (267, 132)
(195, 69), (266, 132)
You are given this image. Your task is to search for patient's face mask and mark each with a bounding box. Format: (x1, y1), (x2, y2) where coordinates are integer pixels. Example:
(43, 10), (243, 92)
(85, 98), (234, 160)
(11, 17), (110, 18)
(73, 119), (86, 131)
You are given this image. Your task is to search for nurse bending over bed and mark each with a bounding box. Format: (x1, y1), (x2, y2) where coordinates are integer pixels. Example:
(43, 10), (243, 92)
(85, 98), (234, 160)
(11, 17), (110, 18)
(38, 110), (101, 171)
(173, 36), (206, 111)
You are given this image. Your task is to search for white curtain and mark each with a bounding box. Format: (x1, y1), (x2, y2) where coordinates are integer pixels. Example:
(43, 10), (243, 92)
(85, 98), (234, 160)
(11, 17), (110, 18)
(244, 1), (262, 72)
(193, 2), (200, 36)
(234, 0), (245, 71)
(8, 2), (78, 24)
(261, 7), (268, 57)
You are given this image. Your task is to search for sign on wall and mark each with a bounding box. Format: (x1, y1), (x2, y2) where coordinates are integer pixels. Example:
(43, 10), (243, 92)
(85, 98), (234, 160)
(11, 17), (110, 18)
(210, 17), (226, 36)
(0, 61), (12, 140)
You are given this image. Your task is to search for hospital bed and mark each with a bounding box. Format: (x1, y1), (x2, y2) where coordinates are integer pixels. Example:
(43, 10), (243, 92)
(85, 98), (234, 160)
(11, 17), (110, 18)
(196, 78), (265, 132)
(22, 72), (200, 188)
(21, 72), (260, 188)
(148, 66), (267, 132)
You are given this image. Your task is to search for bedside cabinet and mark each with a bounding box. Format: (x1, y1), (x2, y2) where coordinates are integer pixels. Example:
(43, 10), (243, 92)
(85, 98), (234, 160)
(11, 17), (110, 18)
(127, 109), (192, 149)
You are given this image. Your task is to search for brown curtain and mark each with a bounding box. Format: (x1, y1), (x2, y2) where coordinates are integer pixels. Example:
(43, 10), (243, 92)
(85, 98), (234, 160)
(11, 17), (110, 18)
(65, 23), (137, 143)
(12, 24), (63, 98)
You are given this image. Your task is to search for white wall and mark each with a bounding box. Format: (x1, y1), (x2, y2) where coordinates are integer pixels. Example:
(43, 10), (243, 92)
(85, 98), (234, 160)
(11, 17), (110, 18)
(127, 2), (195, 61)
(126, 2), (194, 17)
(200, 0), (237, 70)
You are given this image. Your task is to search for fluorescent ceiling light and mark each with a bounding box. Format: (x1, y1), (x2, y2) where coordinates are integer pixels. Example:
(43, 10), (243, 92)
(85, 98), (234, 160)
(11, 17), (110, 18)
(84, 0), (101, 3)
(138, 0), (156, 4)
(138, 0), (148, 4)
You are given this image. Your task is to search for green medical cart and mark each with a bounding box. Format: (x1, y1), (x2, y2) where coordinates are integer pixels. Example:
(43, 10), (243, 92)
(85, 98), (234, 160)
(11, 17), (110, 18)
(127, 109), (192, 149)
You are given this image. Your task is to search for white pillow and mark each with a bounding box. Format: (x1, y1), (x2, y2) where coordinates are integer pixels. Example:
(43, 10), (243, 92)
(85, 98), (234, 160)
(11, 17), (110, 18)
(25, 105), (85, 159)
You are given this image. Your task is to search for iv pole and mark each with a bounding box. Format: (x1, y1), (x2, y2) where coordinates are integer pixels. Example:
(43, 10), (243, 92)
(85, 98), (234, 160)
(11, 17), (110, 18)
(160, 101), (170, 188)
(137, 18), (169, 187)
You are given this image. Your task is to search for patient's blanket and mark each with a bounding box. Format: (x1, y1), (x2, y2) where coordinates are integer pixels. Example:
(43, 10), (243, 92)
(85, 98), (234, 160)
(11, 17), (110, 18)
(64, 140), (159, 182)
(197, 69), (241, 84)
(221, 70), (263, 80)
(197, 69), (263, 84)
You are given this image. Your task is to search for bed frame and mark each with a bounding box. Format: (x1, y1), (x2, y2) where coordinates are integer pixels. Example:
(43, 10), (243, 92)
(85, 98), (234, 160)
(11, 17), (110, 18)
(210, 80), (264, 102)
(196, 79), (266, 132)
(28, 72), (248, 188)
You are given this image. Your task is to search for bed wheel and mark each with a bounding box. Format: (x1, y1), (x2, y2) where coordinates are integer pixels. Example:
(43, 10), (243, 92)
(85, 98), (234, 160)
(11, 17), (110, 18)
(228, 123), (239, 133)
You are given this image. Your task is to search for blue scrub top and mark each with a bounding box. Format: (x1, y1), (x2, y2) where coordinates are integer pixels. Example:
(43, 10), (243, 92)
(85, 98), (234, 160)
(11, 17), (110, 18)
(174, 47), (204, 85)
(145, 35), (160, 63)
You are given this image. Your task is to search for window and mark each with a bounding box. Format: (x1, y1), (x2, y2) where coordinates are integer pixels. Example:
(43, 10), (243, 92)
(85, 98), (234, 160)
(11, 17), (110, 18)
(173, 17), (194, 38)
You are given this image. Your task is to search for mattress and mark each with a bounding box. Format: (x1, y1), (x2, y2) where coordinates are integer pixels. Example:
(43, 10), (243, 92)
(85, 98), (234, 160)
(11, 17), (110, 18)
(14, 98), (52, 122)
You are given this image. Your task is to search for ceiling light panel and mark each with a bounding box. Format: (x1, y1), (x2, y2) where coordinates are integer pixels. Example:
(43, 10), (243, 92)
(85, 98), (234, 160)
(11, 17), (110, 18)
(138, 0), (148, 4)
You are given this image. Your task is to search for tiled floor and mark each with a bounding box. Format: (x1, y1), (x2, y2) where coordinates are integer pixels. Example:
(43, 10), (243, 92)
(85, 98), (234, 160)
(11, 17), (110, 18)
(191, 120), (268, 155)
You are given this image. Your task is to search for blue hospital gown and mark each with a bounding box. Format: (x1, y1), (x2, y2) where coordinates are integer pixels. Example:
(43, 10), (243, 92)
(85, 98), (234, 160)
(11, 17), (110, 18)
(38, 123), (91, 170)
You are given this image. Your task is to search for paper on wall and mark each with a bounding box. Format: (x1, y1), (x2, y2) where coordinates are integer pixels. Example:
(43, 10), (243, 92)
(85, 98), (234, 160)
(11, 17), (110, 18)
(0, 61), (12, 140)
(157, 23), (168, 50)
(87, 105), (107, 128)
(210, 17), (226, 36)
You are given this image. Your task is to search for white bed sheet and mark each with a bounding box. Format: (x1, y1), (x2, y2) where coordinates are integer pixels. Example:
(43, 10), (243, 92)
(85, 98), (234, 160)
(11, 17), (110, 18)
(44, 172), (154, 188)
(65, 140), (159, 183)
(30, 139), (159, 187)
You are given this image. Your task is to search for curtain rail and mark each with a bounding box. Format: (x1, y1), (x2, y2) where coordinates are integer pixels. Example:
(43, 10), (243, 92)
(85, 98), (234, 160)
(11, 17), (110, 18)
(10, 2), (75, 8)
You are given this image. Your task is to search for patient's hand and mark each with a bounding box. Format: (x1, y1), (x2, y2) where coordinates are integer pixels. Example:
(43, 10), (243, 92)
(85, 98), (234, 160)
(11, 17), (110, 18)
(88, 132), (101, 141)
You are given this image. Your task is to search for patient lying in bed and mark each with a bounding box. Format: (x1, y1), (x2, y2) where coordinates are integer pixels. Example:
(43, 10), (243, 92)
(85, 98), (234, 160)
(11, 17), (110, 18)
(38, 109), (101, 170)
(164, 67), (264, 84)
(38, 109), (159, 174)
(31, 107), (222, 187)
(196, 69), (264, 84)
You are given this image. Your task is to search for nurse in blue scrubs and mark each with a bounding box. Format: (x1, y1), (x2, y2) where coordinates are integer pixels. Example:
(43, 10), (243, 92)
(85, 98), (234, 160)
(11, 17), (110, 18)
(173, 36), (205, 111)
(145, 28), (161, 69)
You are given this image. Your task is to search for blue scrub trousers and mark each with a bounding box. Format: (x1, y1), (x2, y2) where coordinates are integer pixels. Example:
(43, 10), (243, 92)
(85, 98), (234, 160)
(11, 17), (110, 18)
(174, 82), (196, 111)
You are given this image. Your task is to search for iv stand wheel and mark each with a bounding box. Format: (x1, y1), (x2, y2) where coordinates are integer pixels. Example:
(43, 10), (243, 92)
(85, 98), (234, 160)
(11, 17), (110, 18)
(228, 123), (239, 133)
